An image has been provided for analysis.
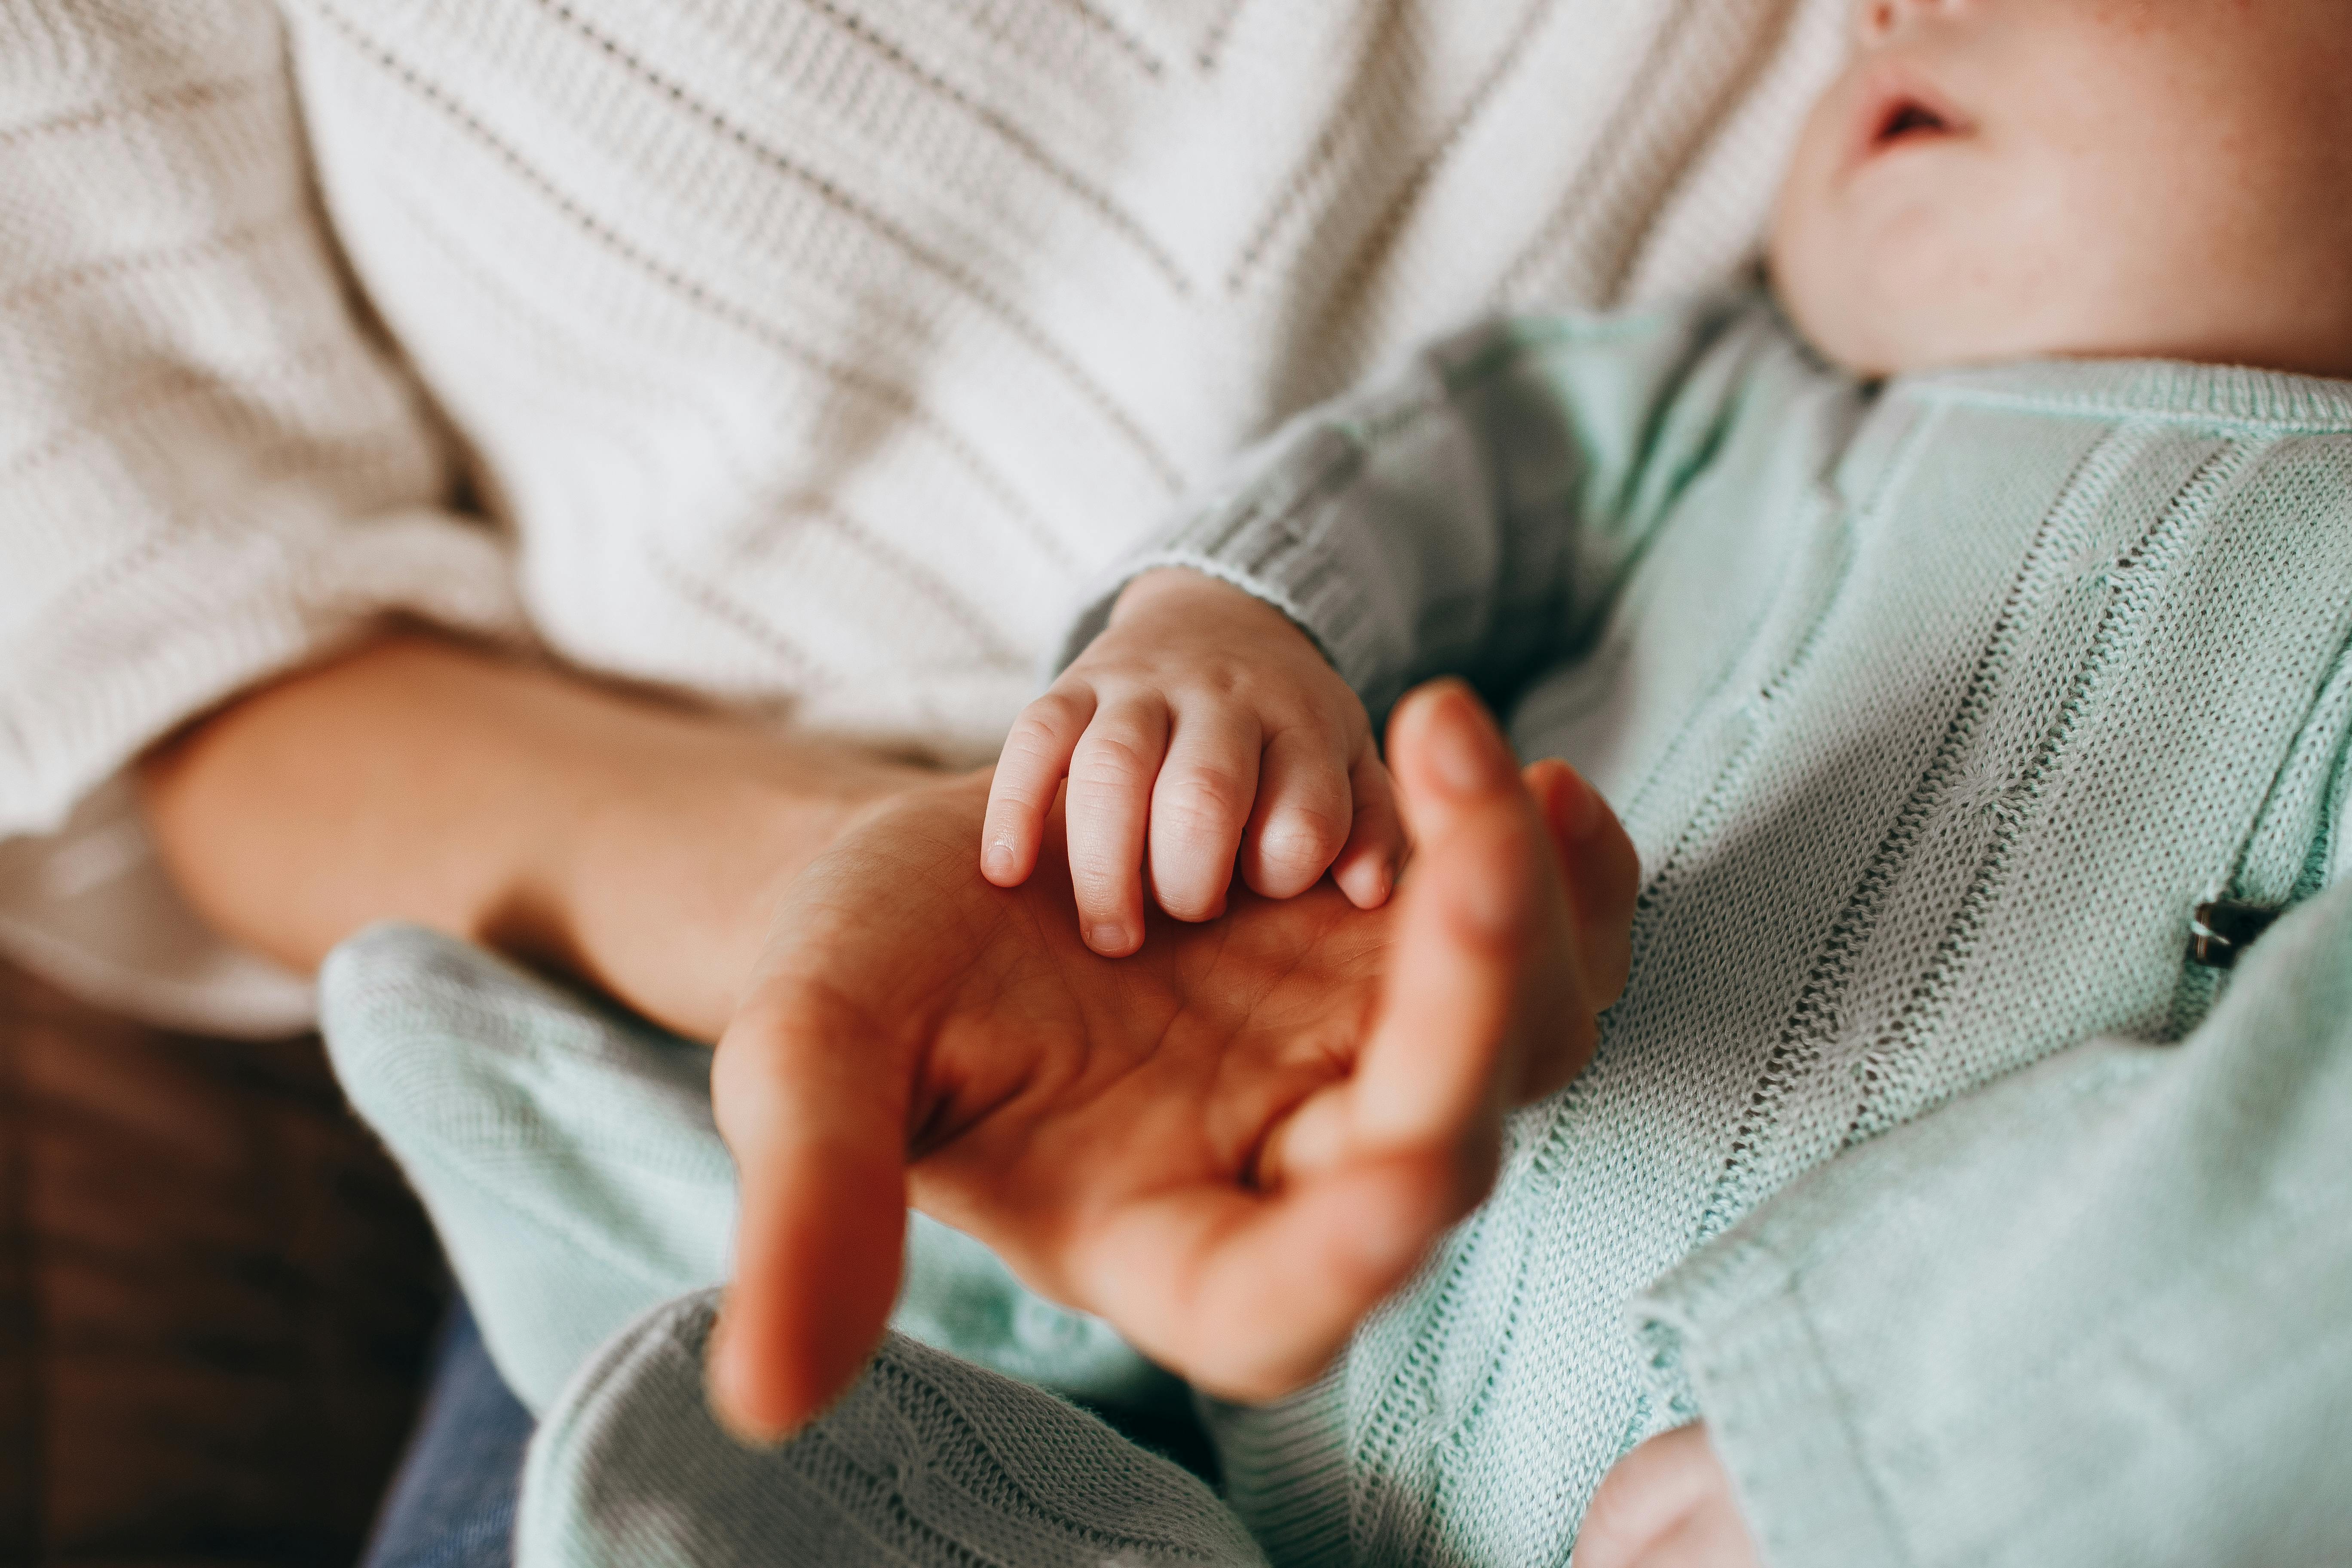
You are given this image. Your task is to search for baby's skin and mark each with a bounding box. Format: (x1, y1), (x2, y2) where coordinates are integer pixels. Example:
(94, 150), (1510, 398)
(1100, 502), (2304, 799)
(983, 0), (2352, 952)
(983, 566), (1405, 955)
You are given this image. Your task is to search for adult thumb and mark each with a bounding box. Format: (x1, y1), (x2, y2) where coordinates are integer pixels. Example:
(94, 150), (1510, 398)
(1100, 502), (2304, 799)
(1338, 680), (1571, 1162)
(704, 981), (911, 1443)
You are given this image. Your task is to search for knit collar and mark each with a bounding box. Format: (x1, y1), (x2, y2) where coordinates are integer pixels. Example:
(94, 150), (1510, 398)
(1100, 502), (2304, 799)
(1897, 356), (2352, 433)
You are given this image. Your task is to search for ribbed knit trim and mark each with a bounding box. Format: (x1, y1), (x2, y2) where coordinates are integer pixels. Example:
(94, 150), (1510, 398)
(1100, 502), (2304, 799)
(1050, 410), (1402, 694)
(1908, 358), (2352, 432)
(1053, 543), (1373, 691)
(1197, 1375), (1355, 1568)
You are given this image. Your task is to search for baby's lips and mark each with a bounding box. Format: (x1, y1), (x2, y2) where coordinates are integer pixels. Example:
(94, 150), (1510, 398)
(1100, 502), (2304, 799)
(1841, 55), (1972, 179)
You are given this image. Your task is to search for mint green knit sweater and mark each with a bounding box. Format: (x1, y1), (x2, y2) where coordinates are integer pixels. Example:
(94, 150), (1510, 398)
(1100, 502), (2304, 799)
(324, 293), (2352, 1566)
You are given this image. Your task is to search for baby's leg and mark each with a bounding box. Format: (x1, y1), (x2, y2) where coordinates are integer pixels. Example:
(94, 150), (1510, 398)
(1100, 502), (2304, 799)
(519, 1291), (1266, 1568)
(320, 924), (1176, 1415)
(322, 924), (736, 1411)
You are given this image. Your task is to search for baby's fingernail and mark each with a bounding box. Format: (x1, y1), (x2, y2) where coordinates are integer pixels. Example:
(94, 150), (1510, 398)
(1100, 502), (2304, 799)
(984, 838), (1017, 880)
(1088, 923), (1130, 954)
(1335, 860), (1384, 909)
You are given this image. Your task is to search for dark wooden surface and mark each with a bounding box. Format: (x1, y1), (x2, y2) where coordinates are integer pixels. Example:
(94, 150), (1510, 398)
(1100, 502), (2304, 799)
(0, 958), (441, 1567)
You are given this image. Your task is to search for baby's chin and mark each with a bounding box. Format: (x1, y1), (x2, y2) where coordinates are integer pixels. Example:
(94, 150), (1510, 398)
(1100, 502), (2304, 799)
(1766, 236), (1942, 380)
(1780, 271), (2352, 385)
(1766, 208), (1917, 377)
(1772, 214), (2352, 384)
(1770, 285), (1902, 381)
(1772, 288), (2009, 382)
(1767, 215), (2055, 377)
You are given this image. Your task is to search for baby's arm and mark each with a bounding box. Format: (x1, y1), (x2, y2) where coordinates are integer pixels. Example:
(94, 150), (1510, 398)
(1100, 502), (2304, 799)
(982, 567), (1404, 956)
(986, 303), (1759, 958)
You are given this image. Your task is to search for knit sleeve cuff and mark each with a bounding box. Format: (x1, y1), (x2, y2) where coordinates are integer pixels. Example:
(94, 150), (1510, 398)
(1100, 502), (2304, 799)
(1052, 420), (1391, 695)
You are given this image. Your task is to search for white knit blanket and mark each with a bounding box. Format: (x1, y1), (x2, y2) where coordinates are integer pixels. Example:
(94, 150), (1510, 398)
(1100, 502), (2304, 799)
(0, 0), (1845, 1031)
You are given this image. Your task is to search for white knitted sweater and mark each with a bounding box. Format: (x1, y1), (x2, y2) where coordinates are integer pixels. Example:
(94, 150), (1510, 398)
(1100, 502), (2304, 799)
(0, 0), (1844, 1030)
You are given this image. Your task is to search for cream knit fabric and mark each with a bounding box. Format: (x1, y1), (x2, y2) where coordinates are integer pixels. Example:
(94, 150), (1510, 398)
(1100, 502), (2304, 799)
(0, 0), (1846, 1032)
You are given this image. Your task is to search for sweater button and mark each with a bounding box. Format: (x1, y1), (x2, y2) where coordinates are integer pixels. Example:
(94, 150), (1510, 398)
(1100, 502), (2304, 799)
(2186, 900), (2279, 970)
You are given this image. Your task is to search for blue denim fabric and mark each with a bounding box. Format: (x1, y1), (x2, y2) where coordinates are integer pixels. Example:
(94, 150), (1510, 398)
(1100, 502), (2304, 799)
(363, 1297), (533, 1568)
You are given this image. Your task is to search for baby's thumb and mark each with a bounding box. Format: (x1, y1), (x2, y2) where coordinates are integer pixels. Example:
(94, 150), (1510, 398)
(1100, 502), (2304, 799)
(705, 985), (910, 1443)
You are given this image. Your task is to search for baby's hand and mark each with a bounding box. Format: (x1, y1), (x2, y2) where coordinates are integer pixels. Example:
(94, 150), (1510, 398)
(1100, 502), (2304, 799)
(983, 568), (1405, 955)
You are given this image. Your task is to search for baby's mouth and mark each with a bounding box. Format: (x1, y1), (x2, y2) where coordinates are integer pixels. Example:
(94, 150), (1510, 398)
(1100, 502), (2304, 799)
(1846, 67), (1971, 174)
(1874, 99), (1951, 147)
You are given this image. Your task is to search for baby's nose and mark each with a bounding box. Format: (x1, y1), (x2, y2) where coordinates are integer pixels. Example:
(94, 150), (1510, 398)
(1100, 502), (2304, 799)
(1856, 0), (1963, 46)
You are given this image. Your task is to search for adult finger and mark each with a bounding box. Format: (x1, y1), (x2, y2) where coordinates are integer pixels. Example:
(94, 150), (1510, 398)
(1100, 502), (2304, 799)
(1525, 759), (1641, 1010)
(1239, 723), (1354, 900)
(1335, 681), (1583, 1158)
(1065, 698), (1170, 956)
(1572, 1424), (1720, 1568)
(1147, 701), (1260, 922)
(1522, 759), (1584, 881)
(1330, 749), (1406, 909)
(1120, 685), (1574, 1393)
(1516, 757), (1639, 1108)
(983, 686), (1096, 887)
(705, 981), (913, 1443)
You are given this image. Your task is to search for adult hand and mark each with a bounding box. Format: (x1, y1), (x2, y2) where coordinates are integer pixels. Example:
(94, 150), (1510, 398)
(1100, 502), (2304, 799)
(704, 679), (1639, 1439)
(1574, 1425), (1762, 1568)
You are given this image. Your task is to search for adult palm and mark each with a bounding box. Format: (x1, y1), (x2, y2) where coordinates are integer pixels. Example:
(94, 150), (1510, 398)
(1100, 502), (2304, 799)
(705, 683), (1637, 1440)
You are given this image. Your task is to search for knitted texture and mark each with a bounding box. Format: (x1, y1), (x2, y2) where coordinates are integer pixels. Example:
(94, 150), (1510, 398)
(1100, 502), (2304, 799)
(518, 1293), (1265, 1568)
(1634, 875), (2352, 1567)
(321, 297), (2352, 1565)
(1132, 296), (2352, 1566)
(0, 0), (1845, 1031)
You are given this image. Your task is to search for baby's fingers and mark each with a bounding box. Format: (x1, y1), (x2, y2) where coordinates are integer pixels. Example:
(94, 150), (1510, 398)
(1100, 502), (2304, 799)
(983, 688), (1096, 887)
(1239, 725), (1354, 900)
(1066, 699), (1171, 956)
(1331, 750), (1406, 910)
(1148, 706), (1260, 922)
